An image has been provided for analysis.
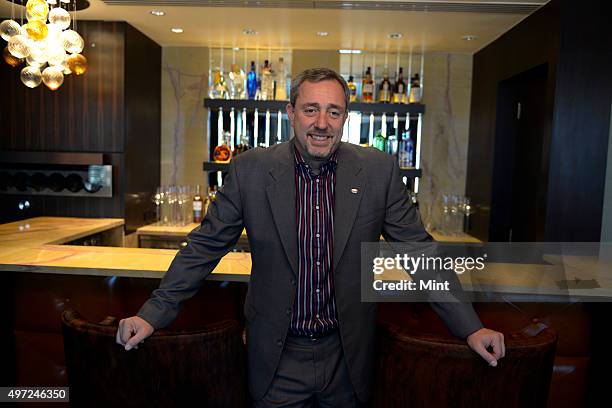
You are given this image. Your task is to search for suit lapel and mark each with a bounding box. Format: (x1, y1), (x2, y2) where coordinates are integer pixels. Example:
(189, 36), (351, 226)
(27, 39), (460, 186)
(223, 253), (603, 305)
(333, 144), (365, 272)
(265, 142), (299, 278)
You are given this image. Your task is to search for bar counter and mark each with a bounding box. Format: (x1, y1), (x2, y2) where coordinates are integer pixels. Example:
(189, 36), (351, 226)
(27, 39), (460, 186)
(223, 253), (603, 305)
(0, 216), (477, 284)
(0, 217), (604, 407)
(2, 217), (611, 300)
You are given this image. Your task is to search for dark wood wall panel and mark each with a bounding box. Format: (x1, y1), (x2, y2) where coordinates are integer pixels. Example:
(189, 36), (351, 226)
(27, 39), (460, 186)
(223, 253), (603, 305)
(123, 24), (162, 231)
(466, 0), (560, 241)
(544, 0), (612, 241)
(0, 21), (125, 153)
(467, 0), (612, 242)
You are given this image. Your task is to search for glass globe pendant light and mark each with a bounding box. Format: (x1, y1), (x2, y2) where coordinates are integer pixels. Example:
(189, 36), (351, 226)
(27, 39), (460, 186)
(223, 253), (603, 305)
(3, 46), (24, 67)
(21, 65), (43, 88)
(42, 65), (64, 90)
(3, 0), (88, 90)
(0, 20), (22, 42)
(66, 53), (87, 75)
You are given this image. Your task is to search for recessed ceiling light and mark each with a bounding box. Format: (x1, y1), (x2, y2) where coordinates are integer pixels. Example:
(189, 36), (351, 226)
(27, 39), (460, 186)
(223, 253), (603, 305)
(242, 28), (257, 35)
(171, 28), (184, 34)
(388, 33), (403, 39)
(233, 47), (240, 51)
(462, 35), (478, 41)
(150, 10), (165, 16)
(339, 49), (362, 54)
(317, 31), (329, 37)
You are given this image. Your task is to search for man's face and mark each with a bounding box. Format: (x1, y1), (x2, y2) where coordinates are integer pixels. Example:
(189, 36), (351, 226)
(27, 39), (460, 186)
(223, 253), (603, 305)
(286, 79), (348, 158)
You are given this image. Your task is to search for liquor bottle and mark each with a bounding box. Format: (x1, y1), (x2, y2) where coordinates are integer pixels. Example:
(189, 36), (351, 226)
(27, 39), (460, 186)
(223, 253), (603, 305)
(362, 67), (374, 103)
(373, 130), (386, 152)
(247, 61), (257, 99)
(347, 75), (357, 102)
(228, 64), (246, 99)
(275, 57), (288, 100)
(398, 131), (414, 168)
(393, 67), (407, 104)
(232, 133), (252, 156)
(378, 69), (392, 103)
(193, 185), (203, 223)
(208, 68), (228, 99)
(409, 73), (422, 104)
(213, 131), (232, 162)
(386, 134), (398, 156)
(260, 60), (274, 100)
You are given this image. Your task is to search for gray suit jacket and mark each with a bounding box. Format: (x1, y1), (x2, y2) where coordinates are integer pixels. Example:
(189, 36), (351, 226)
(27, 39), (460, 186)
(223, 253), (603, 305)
(138, 140), (483, 402)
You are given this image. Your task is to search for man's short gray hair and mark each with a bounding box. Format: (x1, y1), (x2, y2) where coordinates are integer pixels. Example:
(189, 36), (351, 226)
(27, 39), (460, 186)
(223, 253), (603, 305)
(290, 68), (350, 110)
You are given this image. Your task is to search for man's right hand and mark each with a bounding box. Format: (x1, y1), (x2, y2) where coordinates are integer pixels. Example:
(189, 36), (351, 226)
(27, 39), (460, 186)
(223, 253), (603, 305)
(116, 316), (154, 351)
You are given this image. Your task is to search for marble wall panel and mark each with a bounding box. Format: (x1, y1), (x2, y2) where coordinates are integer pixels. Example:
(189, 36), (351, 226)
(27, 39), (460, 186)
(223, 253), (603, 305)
(419, 53), (473, 231)
(161, 47), (209, 189)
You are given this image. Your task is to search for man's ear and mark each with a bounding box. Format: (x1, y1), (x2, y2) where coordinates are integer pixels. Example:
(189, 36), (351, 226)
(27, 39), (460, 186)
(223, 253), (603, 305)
(286, 103), (295, 126)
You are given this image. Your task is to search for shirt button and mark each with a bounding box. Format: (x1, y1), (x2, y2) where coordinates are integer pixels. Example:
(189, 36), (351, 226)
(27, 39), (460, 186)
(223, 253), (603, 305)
(316, 179), (320, 183)
(316, 261), (320, 266)
(316, 288), (320, 293)
(316, 233), (320, 238)
(291, 279), (296, 286)
(316, 314), (320, 319)
(286, 308), (291, 316)
(276, 339), (283, 347)
(315, 205), (320, 210)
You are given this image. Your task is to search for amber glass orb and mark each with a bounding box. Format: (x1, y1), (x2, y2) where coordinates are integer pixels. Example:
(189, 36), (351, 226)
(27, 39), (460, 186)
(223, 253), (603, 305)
(42, 66), (64, 90)
(48, 7), (71, 30)
(0, 20), (21, 42)
(8, 35), (31, 59)
(21, 66), (43, 88)
(67, 53), (87, 75)
(61, 30), (84, 54)
(24, 20), (48, 41)
(3, 47), (24, 67)
(26, 0), (49, 22)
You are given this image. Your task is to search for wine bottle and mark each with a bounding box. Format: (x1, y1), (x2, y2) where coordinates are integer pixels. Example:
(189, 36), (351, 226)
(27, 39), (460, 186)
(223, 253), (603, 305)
(193, 185), (203, 223)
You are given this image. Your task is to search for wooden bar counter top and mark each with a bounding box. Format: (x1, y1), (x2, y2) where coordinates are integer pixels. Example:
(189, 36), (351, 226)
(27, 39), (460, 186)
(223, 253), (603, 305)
(0, 217), (476, 284)
(0, 217), (251, 281)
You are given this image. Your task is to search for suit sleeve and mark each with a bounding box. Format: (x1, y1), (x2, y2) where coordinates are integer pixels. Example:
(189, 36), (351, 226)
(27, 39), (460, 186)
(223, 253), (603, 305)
(381, 157), (483, 339)
(137, 158), (245, 329)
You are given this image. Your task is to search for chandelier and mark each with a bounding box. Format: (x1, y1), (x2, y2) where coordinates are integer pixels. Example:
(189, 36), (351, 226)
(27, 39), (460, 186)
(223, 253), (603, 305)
(0, 0), (88, 90)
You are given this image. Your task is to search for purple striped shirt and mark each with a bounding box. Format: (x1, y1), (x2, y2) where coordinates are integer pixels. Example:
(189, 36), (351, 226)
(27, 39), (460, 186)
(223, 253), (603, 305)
(290, 146), (339, 336)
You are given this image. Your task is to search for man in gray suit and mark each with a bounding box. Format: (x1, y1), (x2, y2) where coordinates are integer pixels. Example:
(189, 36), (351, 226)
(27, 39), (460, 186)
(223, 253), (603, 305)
(117, 68), (504, 406)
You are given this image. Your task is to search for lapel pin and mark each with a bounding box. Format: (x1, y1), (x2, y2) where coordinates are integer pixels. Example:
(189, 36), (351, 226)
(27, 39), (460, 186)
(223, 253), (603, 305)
(351, 188), (359, 194)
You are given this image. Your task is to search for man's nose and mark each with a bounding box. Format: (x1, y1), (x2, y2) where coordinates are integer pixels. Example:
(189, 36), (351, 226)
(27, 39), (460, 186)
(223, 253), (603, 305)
(314, 110), (328, 130)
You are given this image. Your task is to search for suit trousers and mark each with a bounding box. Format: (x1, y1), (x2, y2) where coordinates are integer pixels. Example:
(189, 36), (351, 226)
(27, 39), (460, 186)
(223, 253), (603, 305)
(252, 330), (366, 407)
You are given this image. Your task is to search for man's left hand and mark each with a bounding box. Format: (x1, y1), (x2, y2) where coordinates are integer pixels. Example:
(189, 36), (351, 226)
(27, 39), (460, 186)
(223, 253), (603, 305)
(466, 328), (505, 367)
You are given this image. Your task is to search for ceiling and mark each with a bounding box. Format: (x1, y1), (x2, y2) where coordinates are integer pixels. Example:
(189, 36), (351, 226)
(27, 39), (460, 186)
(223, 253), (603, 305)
(0, 0), (549, 53)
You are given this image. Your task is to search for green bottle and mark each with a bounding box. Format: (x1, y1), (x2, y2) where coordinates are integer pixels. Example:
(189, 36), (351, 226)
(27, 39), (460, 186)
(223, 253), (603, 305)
(373, 130), (386, 152)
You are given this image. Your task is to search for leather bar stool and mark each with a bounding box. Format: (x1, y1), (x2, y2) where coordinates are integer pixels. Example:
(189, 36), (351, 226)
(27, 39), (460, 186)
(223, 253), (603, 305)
(61, 310), (247, 407)
(374, 321), (557, 408)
